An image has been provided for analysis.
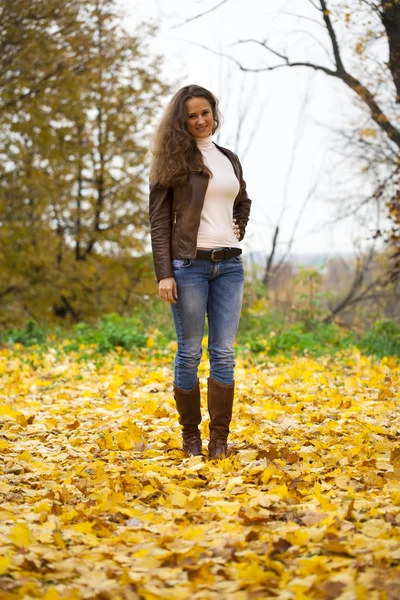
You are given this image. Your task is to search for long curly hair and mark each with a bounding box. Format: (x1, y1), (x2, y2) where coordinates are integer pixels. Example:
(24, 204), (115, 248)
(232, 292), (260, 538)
(149, 84), (223, 187)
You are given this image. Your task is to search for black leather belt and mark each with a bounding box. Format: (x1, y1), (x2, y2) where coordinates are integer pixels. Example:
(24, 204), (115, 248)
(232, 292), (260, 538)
(194, 247), (242, 261)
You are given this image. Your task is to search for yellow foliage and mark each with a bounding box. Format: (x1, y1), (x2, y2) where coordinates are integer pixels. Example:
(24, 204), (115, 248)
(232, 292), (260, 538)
(0, 556), (10, 574)
(0, 346), (399, 598)
(8, 523), (35, 548)
(146, 336), (156, 348)
(360, 127), (377, 137)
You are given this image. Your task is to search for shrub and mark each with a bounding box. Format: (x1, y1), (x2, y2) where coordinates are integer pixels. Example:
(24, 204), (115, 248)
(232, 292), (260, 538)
(0, 319), (50, 346)
(359, 318), (400, 357)
(70, 313), (148, 353)
(267, 321), (355, 356)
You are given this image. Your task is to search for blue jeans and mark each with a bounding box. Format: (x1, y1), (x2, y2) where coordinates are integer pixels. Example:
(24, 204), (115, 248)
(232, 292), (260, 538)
(170, 254), (245, 390)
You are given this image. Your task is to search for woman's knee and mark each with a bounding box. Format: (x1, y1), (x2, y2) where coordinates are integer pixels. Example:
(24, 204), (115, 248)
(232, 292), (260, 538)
(208, 346), (234, 362)
(176, 346), (203, 366)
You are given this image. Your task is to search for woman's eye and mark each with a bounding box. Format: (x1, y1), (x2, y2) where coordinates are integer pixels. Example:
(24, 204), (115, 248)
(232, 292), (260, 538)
(188, 112), (209, 119)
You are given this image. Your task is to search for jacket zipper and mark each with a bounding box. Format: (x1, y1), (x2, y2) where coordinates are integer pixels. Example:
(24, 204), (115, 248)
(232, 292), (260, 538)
(174, 211), (177, 224)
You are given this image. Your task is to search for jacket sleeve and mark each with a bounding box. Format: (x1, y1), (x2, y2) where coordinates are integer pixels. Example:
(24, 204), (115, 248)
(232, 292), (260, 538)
(149, 183), (174, 283)
(232, 155), (252, 242)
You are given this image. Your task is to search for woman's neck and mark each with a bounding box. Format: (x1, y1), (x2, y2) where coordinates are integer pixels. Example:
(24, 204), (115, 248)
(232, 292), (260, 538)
(196, 134), (214, 151)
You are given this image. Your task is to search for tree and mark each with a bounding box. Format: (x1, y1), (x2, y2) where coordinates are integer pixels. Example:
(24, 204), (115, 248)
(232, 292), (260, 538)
(0, 0), (170, 325)
(182, 0), (400, 281)
(0, 0), (88, 114)
(240, 0), (400, 279)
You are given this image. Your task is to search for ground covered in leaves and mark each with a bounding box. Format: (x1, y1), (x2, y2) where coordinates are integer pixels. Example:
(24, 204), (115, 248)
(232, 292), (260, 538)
(0, 343), (400, 599)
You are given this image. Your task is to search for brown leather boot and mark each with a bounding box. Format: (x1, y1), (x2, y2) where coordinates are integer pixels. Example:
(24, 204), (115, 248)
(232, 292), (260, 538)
(173, 379), (202, 456)
(207, 377), (235, 459)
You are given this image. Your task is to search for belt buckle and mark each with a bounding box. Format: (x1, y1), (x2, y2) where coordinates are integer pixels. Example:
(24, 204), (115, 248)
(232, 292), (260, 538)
(211, 248), (225, 261)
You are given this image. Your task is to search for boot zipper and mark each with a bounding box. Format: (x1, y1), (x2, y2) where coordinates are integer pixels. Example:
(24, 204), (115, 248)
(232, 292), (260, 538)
(174, 211), (177, 224)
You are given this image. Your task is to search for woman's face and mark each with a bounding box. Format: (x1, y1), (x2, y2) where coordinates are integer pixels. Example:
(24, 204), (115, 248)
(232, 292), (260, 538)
(185, 97), (214, 139)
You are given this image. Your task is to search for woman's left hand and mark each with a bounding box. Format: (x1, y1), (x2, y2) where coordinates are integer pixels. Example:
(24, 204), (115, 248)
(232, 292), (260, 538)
(232, 218), (240, 240)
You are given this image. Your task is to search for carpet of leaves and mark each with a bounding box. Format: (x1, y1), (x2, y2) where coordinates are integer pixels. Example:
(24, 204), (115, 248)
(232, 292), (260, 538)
(0, 343), (400, 600)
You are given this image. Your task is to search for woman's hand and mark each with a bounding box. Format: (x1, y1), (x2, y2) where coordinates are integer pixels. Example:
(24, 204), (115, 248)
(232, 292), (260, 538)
(232, 218), (240, 240)
(158, 277), (178, 304)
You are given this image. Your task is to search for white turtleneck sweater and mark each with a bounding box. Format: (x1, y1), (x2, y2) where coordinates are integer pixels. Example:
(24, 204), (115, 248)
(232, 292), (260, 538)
(196, 135), (241, 249)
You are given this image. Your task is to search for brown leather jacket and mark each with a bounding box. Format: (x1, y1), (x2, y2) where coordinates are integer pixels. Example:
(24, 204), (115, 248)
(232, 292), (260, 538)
(149, 142), (252, 282)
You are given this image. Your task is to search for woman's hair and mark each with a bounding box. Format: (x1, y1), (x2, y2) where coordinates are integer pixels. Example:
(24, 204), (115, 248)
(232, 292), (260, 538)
(149, 84), (223, 187)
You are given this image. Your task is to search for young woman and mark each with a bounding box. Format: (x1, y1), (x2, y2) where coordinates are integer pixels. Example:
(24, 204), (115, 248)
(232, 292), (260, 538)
(149, 84), (251, 459)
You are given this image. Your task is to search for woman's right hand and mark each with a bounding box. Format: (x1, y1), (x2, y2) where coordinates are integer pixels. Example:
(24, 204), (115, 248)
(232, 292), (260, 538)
(158, 277), (178, 304)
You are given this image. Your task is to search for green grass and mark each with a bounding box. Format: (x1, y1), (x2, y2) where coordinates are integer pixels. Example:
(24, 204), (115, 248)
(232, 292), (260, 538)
(0, 311), (399, 360)
(253, 321), (355, 357)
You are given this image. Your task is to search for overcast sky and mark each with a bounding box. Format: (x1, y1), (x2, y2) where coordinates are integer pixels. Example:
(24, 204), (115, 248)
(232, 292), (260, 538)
(117, 0), (384, 259)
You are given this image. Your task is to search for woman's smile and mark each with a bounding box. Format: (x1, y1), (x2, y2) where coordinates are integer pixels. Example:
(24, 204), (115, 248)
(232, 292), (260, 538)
(186, 96), (214, 139)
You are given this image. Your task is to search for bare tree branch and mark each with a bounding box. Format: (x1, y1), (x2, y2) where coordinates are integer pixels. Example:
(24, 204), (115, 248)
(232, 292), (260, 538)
(240, 98), (267, 162)
(171, 0), (230, 29)
(189, 0), (400, 149)
(235, 37), (339, 75)
(263, 225), (279, 287)
(320, 0), (345, 72)
(325, 268), (390, 321)
(360, 1), (382, 15)
(234, 37), (400, 148)
(308, 0), (322, 11)
(179, 37), (337, 75)
(278, 10), (325, 29)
